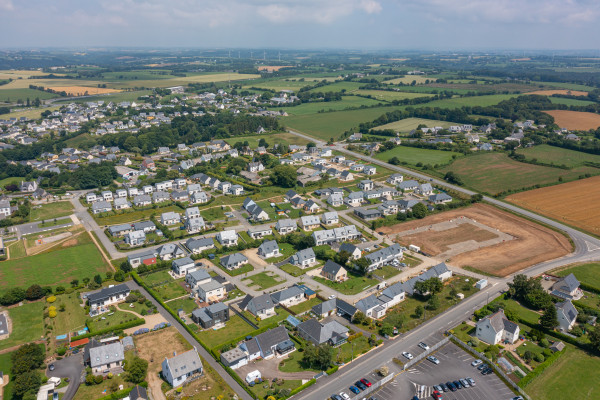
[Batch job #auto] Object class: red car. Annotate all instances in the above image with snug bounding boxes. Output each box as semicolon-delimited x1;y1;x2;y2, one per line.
432;390;444;400
360;379;372;387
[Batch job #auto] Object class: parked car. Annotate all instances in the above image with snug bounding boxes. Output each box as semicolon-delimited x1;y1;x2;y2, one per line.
418;342;429;350
355;381;367;391
466;377;476;386
439;383;449;392
459;378;470;388
340;392;350;400
402;351;413;360
433;385;443;392
471;359;483;367
477;363;487;371
427;355;440;365
48;364;55;371
349;386;360;395
453;380;462;389
330;395;342;400
446;382;456;392
432;390;444;400
360;378;372;387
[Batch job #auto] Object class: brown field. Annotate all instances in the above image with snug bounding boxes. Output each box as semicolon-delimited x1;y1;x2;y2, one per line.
257;66;293;72
544;110;600;130
399;223;500;255
48;86;121;96
526;89;589;96
507;175;600;235
379;203;572;276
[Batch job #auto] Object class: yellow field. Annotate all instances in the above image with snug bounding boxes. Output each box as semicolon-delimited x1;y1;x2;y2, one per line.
382;76;431;85
0;70;65;80
2;106;62;120
544;110;600;130
526;89;589;96
0;78;102;89
48;86;120;96
110;73;260;89
257;66;292;72
507;175;600;235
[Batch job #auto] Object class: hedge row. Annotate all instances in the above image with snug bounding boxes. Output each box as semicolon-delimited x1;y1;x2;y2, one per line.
347;332;363;342
289;379;316;396
517;319;590;352
579;282;600;295
94;382;148;400
71;318;145;341
326;365;339;375
518;348;564;388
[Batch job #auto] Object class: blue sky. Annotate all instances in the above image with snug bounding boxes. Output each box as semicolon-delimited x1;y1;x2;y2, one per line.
1;0;599;50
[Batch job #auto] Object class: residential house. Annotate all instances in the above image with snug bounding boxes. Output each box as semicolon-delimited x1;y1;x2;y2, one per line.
242;198;269;222
114;197;131;210
171;191;189;202
321;260;347;282
378;200;399;216
299;215;320;231
344;191;364;207
429;193;453;204
190;191;209;205
403;263;452;295
339;171;354;182
251;326;295;359
185;269;212;290
161;211;181;226
239;293;276;319
125;230;146;247
216;230;238;246
86;192;98;203
152;191;170;204
133;221;156;233
258;240;281;259
128;386;148;400
275;219;297;235
161;348;203;387
354;207;382;221
172;257;196;276
102;191;113;201
218;181;232;193
327;192;344;207
185;237;215;254
229;185;244;196
185;217;206;234
87;284;131;312
364;244;403;271
247;227;272;240
220;347;250;370
358;180;374;191
387;174;404;185
91;201;112;214
398;180;419;191
312;225;360;246
285;189;300;202
116;189;127;198
556;300;578;332
127;250;158;268
312;298;358;320
297;318;349;346
378;281;406;308
551;273;583;300
270;285;306;307
321;211;339;225
248;162;265;172
303;200;320;213
475;309;520;345
221;253;248;270
290;248;317;268
355;294;387;319
339;243;362;260
89;342;125;374
141;158;156;170
191;303;230;328
196;280;225;302
108;223;133;237
363;166;376;175
415;183;433;196
157;243;185;260
133;194;152;207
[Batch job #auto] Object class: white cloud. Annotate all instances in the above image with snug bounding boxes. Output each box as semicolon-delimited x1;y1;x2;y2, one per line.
0;0;14;11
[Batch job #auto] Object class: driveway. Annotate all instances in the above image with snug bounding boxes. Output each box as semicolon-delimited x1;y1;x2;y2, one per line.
236;352;316;382
47;353;84;400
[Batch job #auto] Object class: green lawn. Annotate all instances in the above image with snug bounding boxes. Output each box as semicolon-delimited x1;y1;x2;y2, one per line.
355;90;434;101
73;375;134;400
242;271;285;290
196;314;256;350
487;298;540;325
7;239;27;259
515;340;547;368
373;117;458;132
375;145;459;166
29;201;74;222
38;217;71;228
336;336;372;363
441;152;599;195
267;242;297;263
94;204;181;225
313;273;379;295
201;206;226;222
223;132;311;148
140;269;172;286
244;308;291;328
51;292;88;334
280;263;321;277
278;352;318;373
516;144;600;168
424;94;519;108
251;379;302;400
118;301;149;316
0;350;15;399
288;297;322;315
87;310;142;333
372;265;402;280
0;301;45;351
165;297;198;315
217;259;254;277
549;97;595;106
273;96;383;116
0;176;25;188
525;345;600;400
0;234;111;295
150;280;187;301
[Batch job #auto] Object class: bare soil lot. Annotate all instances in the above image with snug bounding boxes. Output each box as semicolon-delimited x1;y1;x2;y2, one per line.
544;110;600;130
507;175;600;235
526;89;589;96
379;204;572;276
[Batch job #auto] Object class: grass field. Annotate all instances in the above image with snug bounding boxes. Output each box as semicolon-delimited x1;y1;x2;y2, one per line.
87;310;141;333
313;273;378;295
516;144;600;168
110;72;260;89
307;81;364;93
288;297;322;315
506;175;600;235
273;96;383;116
94;204;181;225
424;94;518;108
375;145;458;166
373;117;458;132
442;152;599;195
0;176;25;188
0;301;45;351
285;106;401;140
195;314;256;349
0;233;111;294
223;132;311;148
242;271;284;290
382;76;431;85
544;110;600;130
0;349;15;398
355;90;434;101
549;97;595;106
164;297;198;315
0;88;60;102
244;79;315;92
50;292;88;333
552;263;600;289
7;240;27;259
30;201;74;222
1;105;62;120
525;345;600;400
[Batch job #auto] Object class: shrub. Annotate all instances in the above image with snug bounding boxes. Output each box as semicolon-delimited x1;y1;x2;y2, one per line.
534;353;545;363
48;310;57;318
94;375;104;384
46;296;56;303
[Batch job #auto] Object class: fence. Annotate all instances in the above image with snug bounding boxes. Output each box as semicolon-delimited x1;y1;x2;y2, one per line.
449;334;531;400
403;337;449;370
349;374;394;400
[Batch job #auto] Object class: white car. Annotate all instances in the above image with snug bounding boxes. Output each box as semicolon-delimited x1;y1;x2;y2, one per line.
471;359;483;367
402;352;413;360
418;342;429;350
340;392;350;400
466;377;476;386
426;356;439;365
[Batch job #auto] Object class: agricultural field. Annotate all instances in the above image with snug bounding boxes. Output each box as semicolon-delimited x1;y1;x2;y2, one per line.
441;152;599;195
0;87;60;102
544;110;600;130
284;105;403;141
375;145;458;166
525;89;589;96
354;90;434;101
244;78;315;91
223;132;311;148
549;97;596;106
373;117;458;132
307;81;364;93
506;175;600;236
551;262;600;291
382;76;431;85
105;72;260;89
0;301;45;351
273;96;383;116
29;201;74;222
423;94;519;108
516;144;600;168
0;232;111;294
379;203;572;277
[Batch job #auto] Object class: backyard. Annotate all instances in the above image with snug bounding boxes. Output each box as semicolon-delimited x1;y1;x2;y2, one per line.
0;302;45;351
50;292;88;334
242;271;286;290
195;314;256;349
313;272;379;295
87;310;143;333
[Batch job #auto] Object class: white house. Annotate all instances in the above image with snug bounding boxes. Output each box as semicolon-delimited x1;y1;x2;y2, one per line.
161;348;203;387
556;300;578;332
257;240;281;259
216;230;238;246
290;248;317;268
197;280;225;302
125;230;146;247
172;257;196;276
475;309;520;345
321;211;339;225
87;284;131;312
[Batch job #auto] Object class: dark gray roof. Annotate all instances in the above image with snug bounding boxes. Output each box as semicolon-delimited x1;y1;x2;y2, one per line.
89;342;124;368
221;253;248;268
339;242;359;254
132;221;155;231
172;257;194;268
259;240;279;255
291;247;315;264
87;284;130;304
130;385;148;400
365;243;403;264
381;281;407;299
297;318;348;345
556;300;578;323
241;293;274;315
429;193;452;202
312;298;337;316
271;285;304;303
355;294;382;312
322;260;345;276
164;349;202;380
556;273;580;293
335;299;358;317
186;269;211;283
185;237;215;251
254;326;291;357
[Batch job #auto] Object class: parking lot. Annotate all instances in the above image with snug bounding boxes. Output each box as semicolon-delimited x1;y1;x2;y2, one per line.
372;342;517;400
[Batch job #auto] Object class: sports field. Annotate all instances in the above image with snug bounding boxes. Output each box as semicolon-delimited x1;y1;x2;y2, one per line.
274;96;383;116
506;175;600;235
373;117;457;132
516;144;600;168
441;152;599;195
544;110;600;130
374;145;458;165
0;232;111;294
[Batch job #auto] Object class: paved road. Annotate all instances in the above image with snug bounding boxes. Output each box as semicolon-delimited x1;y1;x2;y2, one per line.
124;281;253;400
15;219;73;237
47;353;84;400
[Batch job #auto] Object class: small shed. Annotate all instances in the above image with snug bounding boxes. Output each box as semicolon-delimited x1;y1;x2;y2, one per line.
409;244;420;253
121;336;135;351
476;279;488;290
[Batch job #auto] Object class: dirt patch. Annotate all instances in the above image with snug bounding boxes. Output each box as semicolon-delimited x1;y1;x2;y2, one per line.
379;204;572;277
506;175;600;235
61;238;78;247
123;313;167;334
133;327;192;400
243;248;268;268
48;86;121;96
544;110;600;130
526;89;589;96
257;66;293;72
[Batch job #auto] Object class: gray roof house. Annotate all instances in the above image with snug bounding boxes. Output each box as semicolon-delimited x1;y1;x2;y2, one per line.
297;318;349;346
364;243;403;271
556;300;578;332
89;342;125;373
185;237;215;254
551;273;583;300
185;269;212;289
355;294;387;319
275;219;297;235
258;240;281;259
172;257;196;276
220;253;248;270
290;248;316;268
239;293;276;318
161;348;203;387
270;285;305;307
252;326;295;359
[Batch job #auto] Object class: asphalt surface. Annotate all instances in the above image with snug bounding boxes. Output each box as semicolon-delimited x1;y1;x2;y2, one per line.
17;218;73;237
46;353;84;400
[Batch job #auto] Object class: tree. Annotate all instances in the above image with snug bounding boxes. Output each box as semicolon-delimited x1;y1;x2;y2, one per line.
412;202;427;219
353;311;368;325
125;356;148;384
380;323;394;336
540;305;558;330
307;142;316;149
354;257;371;275
302;343;333;370
389;156;400;165
335;250;351;266
13;371;41;398
414;305;424;318
589;325;600;352
258;138;269;148
427;295;440;311
93;274;102;285
271;165;297;188
11;343;45;374
25;284;44;300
